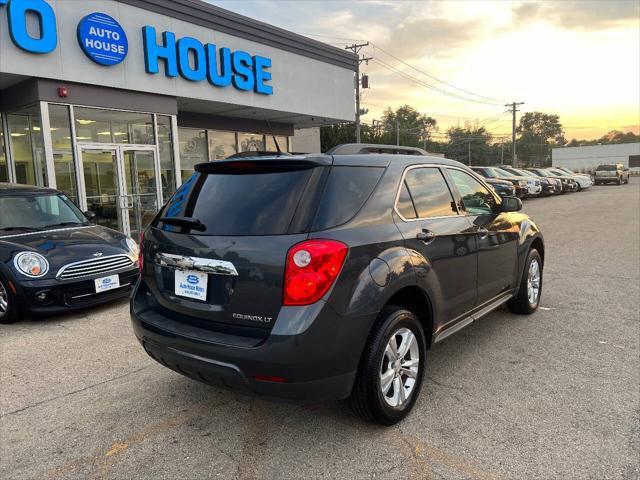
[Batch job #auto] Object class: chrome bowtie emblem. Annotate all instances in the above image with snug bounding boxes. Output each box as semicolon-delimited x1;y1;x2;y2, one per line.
93;252;104;257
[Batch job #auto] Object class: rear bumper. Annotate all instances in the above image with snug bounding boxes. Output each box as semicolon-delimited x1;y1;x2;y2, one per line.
130;283;367;402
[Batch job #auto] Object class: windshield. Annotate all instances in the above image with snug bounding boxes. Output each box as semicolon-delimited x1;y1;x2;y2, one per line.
548;169;568;176
493;167;518;178
0;194;87;232
512;168;532;177
596;164;617;171
559;167;575;174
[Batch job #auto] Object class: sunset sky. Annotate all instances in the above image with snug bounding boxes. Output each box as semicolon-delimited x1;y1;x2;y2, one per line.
212;0;640;141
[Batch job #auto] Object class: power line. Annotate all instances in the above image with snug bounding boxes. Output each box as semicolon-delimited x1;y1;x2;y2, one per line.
368;55;504;106
369;42;508;105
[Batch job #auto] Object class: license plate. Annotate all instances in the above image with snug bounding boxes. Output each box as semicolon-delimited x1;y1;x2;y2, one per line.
94;274;120;293
174;270;208;301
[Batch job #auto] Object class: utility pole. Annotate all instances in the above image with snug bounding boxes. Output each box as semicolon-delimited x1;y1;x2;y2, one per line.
500;138;505;165
396;119;400;145
345;43;372;143
506;102;524;166
468;140;471;166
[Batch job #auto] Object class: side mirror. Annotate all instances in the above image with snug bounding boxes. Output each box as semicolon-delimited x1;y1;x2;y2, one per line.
84;210;96;221
501;196;522;212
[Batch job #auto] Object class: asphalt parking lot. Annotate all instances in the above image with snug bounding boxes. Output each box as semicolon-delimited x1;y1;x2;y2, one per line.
1;180;639;480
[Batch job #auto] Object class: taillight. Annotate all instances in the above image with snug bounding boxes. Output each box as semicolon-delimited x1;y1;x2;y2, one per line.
138;231;144;274
283;240;348;306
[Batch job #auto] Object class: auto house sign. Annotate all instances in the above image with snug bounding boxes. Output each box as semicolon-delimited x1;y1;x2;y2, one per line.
1;0;274;95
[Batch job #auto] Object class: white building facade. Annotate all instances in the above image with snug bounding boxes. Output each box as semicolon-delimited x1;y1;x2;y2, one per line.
0;0;356;239
552;143;640;173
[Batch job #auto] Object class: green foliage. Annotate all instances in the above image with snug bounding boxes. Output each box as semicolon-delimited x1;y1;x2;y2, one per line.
446;125;498;166
516;111;566;166
567;130;640;146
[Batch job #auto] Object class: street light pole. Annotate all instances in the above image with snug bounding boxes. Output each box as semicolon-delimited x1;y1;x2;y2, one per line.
468;140;471;166
396;119;400;146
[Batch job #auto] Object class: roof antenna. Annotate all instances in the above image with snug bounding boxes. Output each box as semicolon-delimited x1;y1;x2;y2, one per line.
263;115;282;154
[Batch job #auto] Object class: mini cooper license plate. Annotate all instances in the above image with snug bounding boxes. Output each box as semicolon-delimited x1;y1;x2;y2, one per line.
174;270;208;301
94;274;120;293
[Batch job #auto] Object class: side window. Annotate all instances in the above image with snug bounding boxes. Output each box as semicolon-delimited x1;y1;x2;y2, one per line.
396;181;418;219
397;167;457;219
447;169;498;215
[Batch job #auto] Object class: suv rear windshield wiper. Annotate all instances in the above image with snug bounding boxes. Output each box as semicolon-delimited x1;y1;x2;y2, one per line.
159;216;207;232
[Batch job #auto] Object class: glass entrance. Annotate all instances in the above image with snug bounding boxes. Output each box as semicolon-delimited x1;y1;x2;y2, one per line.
121;149;159;241
79;145;160;241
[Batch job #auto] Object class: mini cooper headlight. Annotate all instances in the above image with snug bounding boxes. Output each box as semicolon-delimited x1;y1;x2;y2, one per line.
125;237;139;257
14;252;49;278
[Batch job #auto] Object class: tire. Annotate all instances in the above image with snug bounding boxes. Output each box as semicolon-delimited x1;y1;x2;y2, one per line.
0;276;19;324
508;249;543;315
350;306;426;425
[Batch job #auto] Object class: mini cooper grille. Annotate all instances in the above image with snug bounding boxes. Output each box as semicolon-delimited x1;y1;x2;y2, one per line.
57;255;134;280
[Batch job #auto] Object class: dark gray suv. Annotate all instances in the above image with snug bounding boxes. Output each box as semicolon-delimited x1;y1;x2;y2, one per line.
130;144;544;425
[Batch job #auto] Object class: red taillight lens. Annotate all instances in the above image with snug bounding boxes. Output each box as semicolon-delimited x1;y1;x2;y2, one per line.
138;231;144;274
283;240;348;306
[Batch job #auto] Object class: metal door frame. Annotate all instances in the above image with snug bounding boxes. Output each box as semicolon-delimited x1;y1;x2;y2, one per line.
76;143;160;237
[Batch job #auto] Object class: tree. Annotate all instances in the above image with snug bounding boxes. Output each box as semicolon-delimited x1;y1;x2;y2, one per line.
566;130;640;146
517;112;566;166
445;124;494;165
379;105;437;147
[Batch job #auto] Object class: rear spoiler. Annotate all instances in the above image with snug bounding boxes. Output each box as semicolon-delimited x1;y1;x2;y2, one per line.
194;156;332;174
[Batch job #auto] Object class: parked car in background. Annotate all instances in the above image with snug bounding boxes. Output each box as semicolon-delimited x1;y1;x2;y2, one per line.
471;166;529;198
131;144;545;425
483;177;517;198
500;166;558;196
491;166;543;198
0;184;139;324
594;163;630;185
526;168;577;193
547;167;593;191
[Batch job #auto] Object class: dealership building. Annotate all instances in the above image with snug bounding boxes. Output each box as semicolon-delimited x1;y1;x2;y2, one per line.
0;0;356;240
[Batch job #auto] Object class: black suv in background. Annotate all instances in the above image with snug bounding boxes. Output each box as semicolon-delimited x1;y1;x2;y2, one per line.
131;144;545;425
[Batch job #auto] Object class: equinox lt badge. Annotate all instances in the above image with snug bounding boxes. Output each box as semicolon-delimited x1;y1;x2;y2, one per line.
232;313;272;324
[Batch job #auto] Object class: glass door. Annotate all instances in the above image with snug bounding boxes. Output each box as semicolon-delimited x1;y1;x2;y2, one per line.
120;148;160;242
80;147;121;232
78;145;160;240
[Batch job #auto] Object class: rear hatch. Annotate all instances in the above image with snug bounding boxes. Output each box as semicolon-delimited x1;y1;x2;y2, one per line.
595;165;617;177
142;157;331;333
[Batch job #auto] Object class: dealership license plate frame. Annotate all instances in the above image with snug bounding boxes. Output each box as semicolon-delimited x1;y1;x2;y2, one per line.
174;270;208;301
94;274;120;293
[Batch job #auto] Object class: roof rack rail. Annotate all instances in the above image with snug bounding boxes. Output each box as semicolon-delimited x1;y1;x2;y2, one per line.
326;143;428;156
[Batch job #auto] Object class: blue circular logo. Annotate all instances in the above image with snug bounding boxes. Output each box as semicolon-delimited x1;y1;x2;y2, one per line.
186;275;199;285
77;13;127;66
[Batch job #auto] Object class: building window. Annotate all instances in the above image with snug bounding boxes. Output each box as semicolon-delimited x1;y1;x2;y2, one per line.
178;128;208;182
74;107;154;145
157;116;176;199
629;155;640;169
49;104;78;202
7;105;46;186
0;115;8;182
208;130;237;160
238;132;265;152
265;135;288;153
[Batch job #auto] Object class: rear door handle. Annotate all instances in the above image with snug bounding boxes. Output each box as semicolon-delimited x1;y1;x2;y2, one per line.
476;228;489;239
417;229;436;244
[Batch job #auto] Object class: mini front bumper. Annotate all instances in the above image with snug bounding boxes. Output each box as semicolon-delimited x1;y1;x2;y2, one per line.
13;267;138;315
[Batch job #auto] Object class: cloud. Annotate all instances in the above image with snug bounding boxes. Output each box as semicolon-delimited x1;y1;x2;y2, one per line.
384;17;482;60
512;1;640;30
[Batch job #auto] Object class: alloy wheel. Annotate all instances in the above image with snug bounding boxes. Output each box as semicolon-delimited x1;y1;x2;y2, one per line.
0;281;8;319
380;327;420;408
527;259;541;306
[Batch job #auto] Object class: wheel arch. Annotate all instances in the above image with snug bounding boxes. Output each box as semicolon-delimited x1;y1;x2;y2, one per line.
383;285;435;349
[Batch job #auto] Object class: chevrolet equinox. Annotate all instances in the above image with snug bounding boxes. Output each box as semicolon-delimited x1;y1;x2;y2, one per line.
130;144;545;425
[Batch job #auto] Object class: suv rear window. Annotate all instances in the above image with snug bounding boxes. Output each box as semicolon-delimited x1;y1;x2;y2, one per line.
163;168;314;235
313;166;383;230
596;164;617;171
